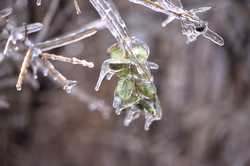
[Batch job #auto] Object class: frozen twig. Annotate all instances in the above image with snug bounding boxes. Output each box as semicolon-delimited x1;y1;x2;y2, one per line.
73;0;82;15
41;53;94;68
16;49;32;91
129;0;224;46
36;29;97;52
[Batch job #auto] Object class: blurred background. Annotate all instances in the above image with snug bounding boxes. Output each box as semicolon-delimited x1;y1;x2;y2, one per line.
0;0;250;166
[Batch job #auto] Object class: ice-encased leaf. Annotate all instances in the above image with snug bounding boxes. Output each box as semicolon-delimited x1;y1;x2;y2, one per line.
95;58;131;91
116;79;134;101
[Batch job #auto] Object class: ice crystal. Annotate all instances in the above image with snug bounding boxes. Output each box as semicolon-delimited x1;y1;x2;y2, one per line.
129;0;224;46
90;0;162;130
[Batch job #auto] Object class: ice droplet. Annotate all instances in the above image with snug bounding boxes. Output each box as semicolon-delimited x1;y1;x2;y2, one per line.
144;100;162;130
32;65;38;79
63;80;77;94
42;68;49;77
123;107;140;126
144;112;158;131
36;0;41;6
113;96;122;115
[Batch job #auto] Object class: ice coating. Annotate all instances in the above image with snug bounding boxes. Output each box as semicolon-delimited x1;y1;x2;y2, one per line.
94;58;131;91
129;0;224;46
3;23;43;55
89;0;153;79
95;36;162;130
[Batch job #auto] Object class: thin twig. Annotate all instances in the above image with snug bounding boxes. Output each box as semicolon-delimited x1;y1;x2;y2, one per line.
16;49;32;91
73;0;82;15
41;53;94;68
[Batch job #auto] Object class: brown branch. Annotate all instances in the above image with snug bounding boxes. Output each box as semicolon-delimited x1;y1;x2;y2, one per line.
16;49;33;91
41;53;94;68
73;0;81;15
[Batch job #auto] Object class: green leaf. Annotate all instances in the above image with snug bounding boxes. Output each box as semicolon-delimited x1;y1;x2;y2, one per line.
140;100;157;116
108;44;125;60
137;82;156;99
132;46;149;63
116;79;134;101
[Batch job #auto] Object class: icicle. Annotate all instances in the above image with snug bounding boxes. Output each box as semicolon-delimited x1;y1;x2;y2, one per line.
144;111;155;131
123;106;140;126
32;64;38;79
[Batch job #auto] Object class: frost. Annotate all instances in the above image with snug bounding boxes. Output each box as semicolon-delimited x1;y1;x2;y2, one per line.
129;0;224;46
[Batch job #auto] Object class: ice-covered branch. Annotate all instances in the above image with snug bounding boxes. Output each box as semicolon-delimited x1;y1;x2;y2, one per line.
129;0;224;46
90;0;162;130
